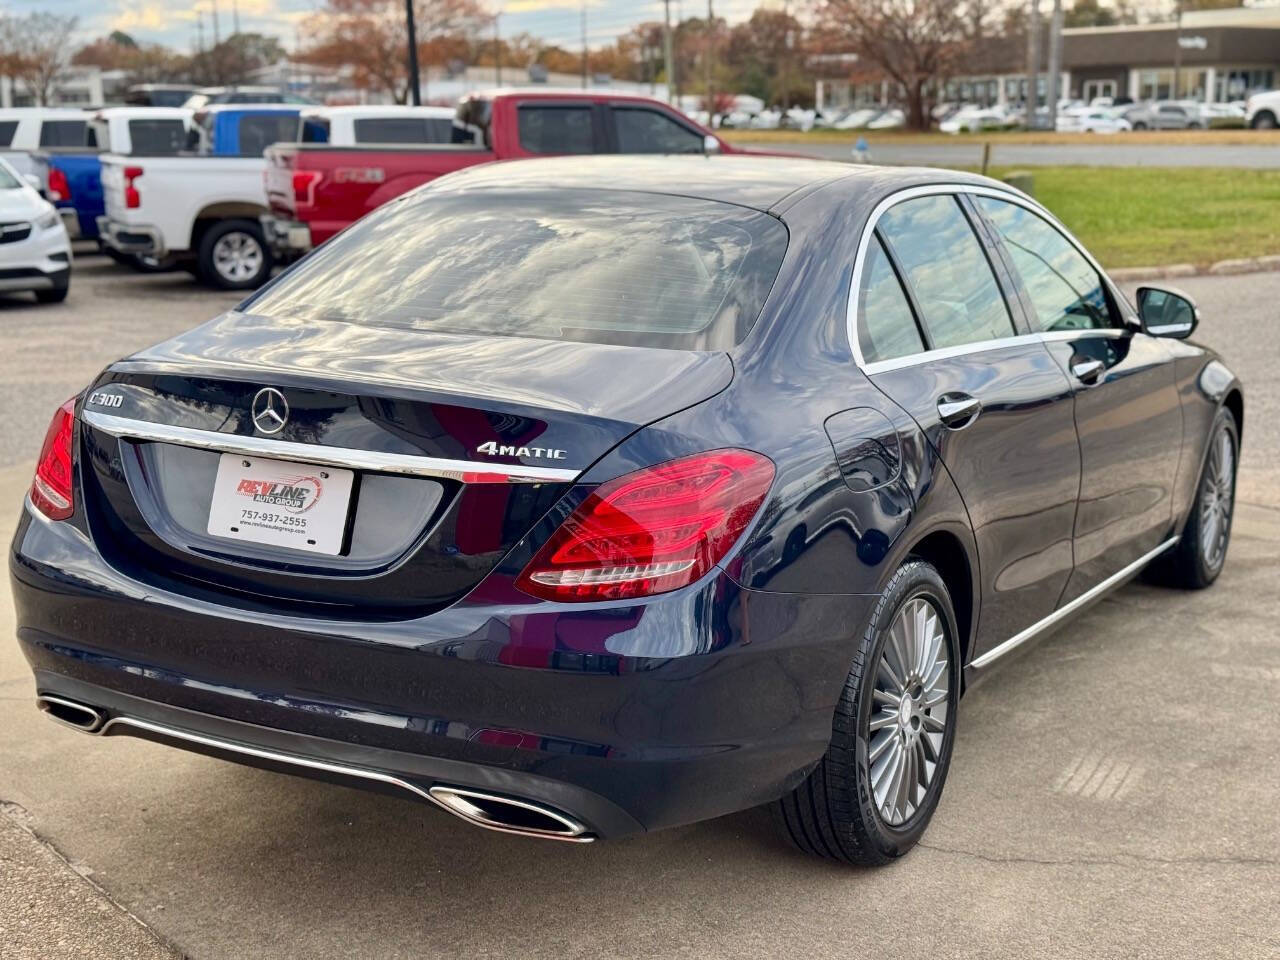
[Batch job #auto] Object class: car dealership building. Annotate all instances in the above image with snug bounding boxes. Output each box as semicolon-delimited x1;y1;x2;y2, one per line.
815;6;1280;111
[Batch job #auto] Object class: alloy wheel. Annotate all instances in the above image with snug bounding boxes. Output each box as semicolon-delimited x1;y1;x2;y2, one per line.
867;597;951;827
213;231;264;283
1200;425;1235;570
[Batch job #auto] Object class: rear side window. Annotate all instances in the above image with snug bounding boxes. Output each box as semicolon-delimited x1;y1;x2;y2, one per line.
518;106;595;154
975;197;1116;332
39;120;88;147
128;119;187;155
237;115;298;156
612;107;704;154
877;195;1014;349
0;121;15;147
354;117;453;144
453;98;491;147
857;236;925;363
244;189;789;351
300;117;330;143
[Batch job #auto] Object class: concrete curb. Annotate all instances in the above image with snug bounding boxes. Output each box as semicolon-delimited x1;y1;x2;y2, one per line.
1110;254;1280;283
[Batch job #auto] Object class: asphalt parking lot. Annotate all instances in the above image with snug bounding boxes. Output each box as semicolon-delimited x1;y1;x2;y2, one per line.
1;251;1277;959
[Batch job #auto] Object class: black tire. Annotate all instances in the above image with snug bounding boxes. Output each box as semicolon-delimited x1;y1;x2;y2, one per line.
196;219;273;290
1132;121;1148;131
1252;111;1277;130
774;560;960;865
34;284;68;304
1150;407;1238;590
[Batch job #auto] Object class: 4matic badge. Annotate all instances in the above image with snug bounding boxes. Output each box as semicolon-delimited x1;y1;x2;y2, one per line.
475;441;567;460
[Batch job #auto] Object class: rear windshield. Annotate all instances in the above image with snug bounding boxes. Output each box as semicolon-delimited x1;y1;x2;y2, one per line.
238;114;298;156
128;119;187;155
245;190;788;350
39;120;88;147
354;116;453;144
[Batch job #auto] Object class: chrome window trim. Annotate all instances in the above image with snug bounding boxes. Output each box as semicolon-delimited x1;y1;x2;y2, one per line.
847;183;1132;374
970;535;1179;669
82;410;581;485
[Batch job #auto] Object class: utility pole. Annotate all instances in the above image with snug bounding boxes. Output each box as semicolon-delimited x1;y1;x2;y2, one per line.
1173;0;1184;99
233;0;241;37
212;0;221;47
705;0;714;125
1046;0;1063;123
781;0;793;112
405;0;421;105
494;14;502;87
581;2;588;89
1024;0;1040;129
663;0;675;105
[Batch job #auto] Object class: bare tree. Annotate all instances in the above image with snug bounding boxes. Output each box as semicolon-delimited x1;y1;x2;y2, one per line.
817;0;974;130
0;14;79;106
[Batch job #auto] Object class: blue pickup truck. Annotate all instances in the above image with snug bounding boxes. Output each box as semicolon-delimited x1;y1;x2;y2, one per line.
34;108;191;243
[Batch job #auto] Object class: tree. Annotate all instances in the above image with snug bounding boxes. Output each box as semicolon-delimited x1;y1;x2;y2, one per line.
1065;0;1120;27
0;13;79;107
817;0;973;130
298;0;490;103
191;32;286;86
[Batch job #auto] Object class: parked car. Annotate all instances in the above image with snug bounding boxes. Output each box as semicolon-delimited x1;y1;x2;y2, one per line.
294;105;457;145
263;90;736;262
832;107;881;130
1056;109;1133;134
866;108;906;130
0;155;70;302
14;156;1242;864
1125;101;1206;131
183;86;313;111
1245;90;1280;128
939;106;1012;134
36;107;191;242
124;84;197;108
97;105;301;289
0;108;93;181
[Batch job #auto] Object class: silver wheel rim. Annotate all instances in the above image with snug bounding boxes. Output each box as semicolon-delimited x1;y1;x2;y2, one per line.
1200;426;1235;569
868;597;950;827
212;231;263;283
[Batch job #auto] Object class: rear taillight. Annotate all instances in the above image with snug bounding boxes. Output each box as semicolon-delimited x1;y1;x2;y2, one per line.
515;449;774;602
123;166;143;209
47;168;70;202
30;398;76;521
293;170;320;206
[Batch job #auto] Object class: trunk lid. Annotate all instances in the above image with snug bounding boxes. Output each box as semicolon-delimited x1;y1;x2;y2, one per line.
79;311;733;618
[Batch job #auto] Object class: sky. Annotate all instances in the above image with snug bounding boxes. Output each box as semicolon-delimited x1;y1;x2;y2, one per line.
1;0;777;55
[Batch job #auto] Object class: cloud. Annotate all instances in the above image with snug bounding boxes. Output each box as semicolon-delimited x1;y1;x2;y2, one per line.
503;0;607;12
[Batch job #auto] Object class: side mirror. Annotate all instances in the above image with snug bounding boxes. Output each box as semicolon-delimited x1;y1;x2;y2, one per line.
1136;284;1199;339
703;134;722;155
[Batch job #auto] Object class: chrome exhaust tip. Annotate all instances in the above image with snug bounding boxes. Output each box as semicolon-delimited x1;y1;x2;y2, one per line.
36;695;105;734
428;785;594;843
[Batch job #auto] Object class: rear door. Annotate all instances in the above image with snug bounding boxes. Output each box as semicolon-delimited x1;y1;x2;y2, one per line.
605;103;707;154
854;190;1081;657
971;193;1182;601
510;100;607;156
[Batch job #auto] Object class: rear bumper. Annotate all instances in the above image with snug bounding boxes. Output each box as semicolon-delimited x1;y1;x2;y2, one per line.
11;500;870;839
97;216;165;258
261;214;312;260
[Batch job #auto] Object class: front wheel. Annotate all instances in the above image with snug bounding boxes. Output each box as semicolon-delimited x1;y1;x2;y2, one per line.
774;560;959;865
197;219;273;290
1252;111;1277;130
1151;407;1238;589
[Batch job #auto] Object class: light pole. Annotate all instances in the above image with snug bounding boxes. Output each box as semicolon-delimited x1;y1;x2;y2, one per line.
1025;0;1040;129
405;0;421;105
1173;0;1184;100
1046;0;1062;123
663;0;676;105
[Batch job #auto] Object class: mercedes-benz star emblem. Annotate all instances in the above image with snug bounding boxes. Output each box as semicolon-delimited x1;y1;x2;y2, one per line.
251;387;289;435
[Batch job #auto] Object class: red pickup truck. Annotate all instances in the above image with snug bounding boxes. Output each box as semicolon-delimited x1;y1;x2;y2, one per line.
262;90;743;259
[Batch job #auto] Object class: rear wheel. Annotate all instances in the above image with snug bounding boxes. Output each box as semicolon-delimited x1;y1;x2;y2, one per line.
1151;407;1238;589
1132;121;1148;131
197;219;272;290
774;560;959;865
1252;110;1277;130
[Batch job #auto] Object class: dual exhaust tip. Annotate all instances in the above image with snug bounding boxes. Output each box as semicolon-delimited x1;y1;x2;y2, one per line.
34;694;592;843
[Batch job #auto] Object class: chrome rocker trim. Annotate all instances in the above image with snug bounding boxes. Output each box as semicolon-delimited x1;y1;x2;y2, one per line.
971;536;1179;669
82;410;581;485
92;713;595;843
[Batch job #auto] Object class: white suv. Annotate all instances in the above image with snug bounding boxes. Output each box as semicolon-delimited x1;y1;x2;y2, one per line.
0;156;71;303
1246;91;1280;129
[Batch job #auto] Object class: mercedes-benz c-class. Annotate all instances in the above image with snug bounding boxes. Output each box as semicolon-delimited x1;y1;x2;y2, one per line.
11;156;1242;864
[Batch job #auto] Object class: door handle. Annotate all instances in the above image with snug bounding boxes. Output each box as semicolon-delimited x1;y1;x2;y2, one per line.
937;393;981;430
1071;358;1106;383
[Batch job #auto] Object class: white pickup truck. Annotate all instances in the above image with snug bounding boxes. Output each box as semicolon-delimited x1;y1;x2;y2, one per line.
97;103;300;289
0;108;93;180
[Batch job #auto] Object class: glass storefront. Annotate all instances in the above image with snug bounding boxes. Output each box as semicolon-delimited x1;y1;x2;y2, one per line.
1138;68;1208;101
1216;69;1275;101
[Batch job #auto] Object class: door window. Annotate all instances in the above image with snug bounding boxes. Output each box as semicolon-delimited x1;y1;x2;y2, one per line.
517;106;595;154
612;107;704;153
0;121;16;147
857;235;925;363
38;120;88;147
877;195;1015;349
975;197;1116;332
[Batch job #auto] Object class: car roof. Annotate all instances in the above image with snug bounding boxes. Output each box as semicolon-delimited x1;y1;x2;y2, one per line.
0;108;89;119
94;107;192;120
429;154;1002;214
300;105;454;119
197;103;301;115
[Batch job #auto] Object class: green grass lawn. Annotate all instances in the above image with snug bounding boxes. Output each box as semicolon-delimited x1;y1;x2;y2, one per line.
985;166;1280;268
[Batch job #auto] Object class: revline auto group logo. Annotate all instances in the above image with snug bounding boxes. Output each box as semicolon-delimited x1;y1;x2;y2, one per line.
234;475;325;514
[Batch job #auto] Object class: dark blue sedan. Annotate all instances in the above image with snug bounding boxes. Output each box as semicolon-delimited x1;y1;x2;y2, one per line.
11;156;1242;864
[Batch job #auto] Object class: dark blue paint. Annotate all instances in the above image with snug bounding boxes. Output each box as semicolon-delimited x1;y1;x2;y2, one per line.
40;153;103;238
